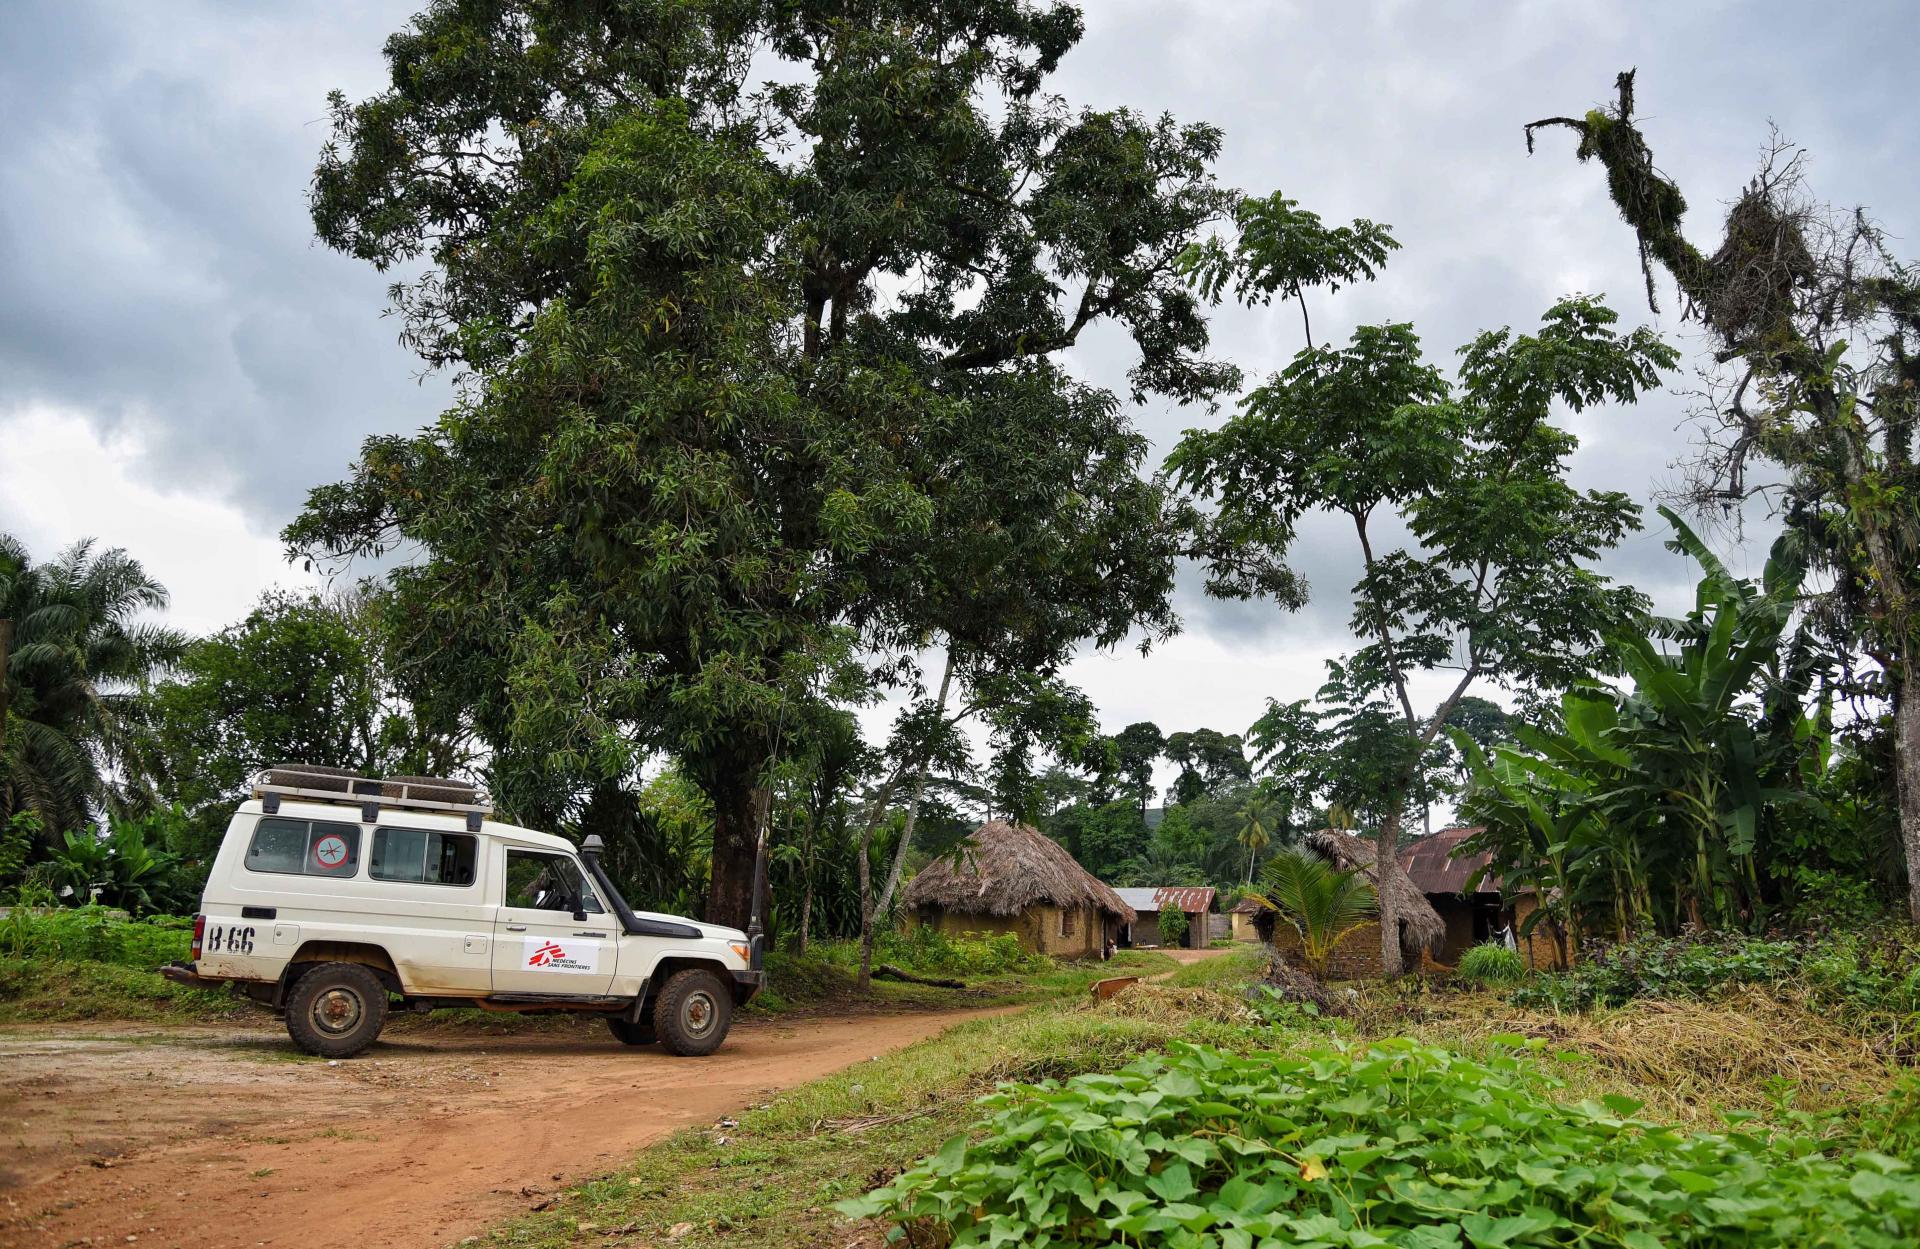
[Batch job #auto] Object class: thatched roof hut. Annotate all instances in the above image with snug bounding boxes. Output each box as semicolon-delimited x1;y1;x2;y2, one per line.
1304;828;1446;962
904;820;1136;924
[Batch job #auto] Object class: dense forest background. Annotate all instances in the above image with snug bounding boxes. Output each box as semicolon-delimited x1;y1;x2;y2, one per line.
2;7;1915;964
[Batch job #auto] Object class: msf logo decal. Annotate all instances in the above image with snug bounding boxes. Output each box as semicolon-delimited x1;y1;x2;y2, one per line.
522;936;601;974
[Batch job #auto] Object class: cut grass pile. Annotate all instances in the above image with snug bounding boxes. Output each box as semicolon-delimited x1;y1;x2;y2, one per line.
1405;984;1893;1124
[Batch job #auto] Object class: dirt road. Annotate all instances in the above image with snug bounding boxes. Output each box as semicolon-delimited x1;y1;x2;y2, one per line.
0;1007;1005;1249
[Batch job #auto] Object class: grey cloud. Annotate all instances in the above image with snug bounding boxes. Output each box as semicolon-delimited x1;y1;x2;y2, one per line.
2;0;1915;683
0;2;446;532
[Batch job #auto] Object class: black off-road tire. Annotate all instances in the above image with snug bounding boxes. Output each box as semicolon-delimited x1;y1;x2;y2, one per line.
652;968;732;1057
607;1016;657;1046
285;963;389;1058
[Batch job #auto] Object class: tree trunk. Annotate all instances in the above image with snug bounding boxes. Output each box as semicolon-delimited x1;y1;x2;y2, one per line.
1897;673;1920;924
796;804;818;954
0;617;11;760
704;784;766;931
1376;809;1404;977
797;856;814;954
852;772;901;991
860;650;955;990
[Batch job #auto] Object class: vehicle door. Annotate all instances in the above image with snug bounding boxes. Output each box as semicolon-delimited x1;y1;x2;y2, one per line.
489;846;618;995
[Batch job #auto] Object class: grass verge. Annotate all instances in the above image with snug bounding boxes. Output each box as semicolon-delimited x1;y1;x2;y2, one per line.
472;996;1260;1249
0;957;248;1024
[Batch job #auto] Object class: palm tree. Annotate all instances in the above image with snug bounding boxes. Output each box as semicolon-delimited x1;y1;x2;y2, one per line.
1252;846;1378;977
1;536;186;848
1236;792;1276;885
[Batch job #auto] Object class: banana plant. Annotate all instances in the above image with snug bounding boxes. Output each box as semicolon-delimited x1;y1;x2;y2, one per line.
1458;509;1829;937
1598;508;1820;928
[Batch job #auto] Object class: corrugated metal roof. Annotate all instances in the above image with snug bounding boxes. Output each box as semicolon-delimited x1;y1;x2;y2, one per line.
1153;886;1216;913
1397;826;1503;896
1110;885;1217;913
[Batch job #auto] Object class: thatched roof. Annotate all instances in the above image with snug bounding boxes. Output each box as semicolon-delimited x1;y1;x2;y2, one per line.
903;821;1136;922
1304;829;1447;961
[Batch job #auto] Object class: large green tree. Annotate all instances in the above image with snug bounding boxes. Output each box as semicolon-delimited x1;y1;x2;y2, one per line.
291;1;1230;928
1527;71;1920;920
1163;726;1250;805
142;590;472;858
1171;206;1674;971
0;536;185;847
1109;721;1165;816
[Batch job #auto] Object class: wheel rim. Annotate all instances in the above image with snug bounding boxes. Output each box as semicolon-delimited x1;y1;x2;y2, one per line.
311;985;365;1036
682;989;717;1039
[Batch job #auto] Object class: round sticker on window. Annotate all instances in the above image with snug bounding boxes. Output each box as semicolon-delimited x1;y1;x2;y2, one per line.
312;834;350;871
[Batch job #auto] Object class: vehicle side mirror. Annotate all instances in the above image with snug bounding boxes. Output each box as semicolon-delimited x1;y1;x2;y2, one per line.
573;906;588;923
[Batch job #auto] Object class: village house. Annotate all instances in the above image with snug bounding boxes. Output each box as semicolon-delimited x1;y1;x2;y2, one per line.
1400;825;1569;970
1111;886;1218;949
902;820;1135;958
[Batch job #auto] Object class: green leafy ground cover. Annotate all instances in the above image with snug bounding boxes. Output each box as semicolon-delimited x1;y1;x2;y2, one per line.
473;943;1917;1249
847;1039;1919;1248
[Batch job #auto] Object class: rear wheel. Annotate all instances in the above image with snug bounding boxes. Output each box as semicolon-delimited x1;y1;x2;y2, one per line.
285;963;388;1058
606;1016;656;1046
653;968;732;1057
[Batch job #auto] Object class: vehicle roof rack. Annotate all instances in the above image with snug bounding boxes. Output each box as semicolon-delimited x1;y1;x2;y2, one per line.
252;764;491;828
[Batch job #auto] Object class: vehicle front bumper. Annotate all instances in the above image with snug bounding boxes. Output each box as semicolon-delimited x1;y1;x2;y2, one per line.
730;968;766;1003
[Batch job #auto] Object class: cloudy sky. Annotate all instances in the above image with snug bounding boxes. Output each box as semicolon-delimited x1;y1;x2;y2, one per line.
4;1;1917;784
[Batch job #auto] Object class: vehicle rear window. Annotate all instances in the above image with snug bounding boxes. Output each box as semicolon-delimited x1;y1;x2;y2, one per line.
370;827;477;886
246;817;361;879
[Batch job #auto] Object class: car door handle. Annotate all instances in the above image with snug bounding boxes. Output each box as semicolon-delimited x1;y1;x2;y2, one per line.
573;931;608;938
505;924;528;932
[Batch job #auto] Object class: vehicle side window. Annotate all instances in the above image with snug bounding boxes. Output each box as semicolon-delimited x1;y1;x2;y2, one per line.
502;849;603;914
246;817;361;879
370;827;478;886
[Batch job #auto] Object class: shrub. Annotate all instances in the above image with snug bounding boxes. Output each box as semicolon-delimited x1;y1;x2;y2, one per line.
803;928;1048;980
1512;932;1799;1011
0;905;191;967
1157;901;1189;947
842;1039;1920;1247
1457;941;1525;986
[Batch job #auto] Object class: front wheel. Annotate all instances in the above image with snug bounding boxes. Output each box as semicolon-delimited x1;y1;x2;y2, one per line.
285;963;388;1058
653;968;732;1057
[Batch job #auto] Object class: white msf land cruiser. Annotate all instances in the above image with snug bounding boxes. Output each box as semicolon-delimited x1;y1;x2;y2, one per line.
163;765;764;1059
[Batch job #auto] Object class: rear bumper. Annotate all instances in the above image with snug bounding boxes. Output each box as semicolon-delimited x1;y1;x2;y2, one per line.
160;961;228;990
730;968;766;1003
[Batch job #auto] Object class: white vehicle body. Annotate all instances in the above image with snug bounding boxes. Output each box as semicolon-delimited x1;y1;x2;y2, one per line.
168;771;762;1057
